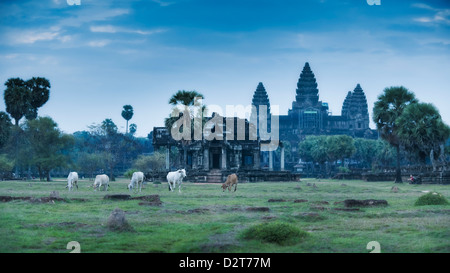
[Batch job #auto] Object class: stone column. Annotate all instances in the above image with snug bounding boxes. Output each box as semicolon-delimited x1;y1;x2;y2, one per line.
253;150;260;169
235;150;241;169
203;148;209;171
192;151;197;170
221;147;227;170
269;151;273;171
281;146;285;171
165;145;170;171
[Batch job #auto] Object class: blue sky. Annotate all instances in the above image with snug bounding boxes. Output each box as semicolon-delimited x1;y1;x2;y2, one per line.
1;0;449;137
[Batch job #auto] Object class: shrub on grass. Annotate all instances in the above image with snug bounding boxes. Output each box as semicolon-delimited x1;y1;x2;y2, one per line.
415;192;449;206
240;222;308;245
124;169;139;179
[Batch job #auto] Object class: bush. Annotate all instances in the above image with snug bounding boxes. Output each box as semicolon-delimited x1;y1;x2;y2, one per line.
415;192;449;206
124;169;139;179
240;222;308;245
338;166;350;173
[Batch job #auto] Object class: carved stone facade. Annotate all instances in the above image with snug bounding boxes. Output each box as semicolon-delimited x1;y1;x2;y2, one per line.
153;116;261;173
152;62;377;174
274;62;377;142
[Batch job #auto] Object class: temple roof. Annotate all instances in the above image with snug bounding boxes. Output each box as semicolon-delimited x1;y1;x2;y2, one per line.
295;62;319;106
252;82;270;105
251;82;271;112
342;84;369;117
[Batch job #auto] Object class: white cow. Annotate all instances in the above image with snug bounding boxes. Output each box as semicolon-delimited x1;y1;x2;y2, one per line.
93;174;109;191
67;172;79;191
167;169;186;193
128;171;145;193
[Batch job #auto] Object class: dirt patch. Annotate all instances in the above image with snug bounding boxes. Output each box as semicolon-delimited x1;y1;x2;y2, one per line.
138;201;162;206
293;199;308;203
245;207;270;212
311;201;330;205
175;208;210;214
344;199;388;208
294;212;325;221
134;195;163;206
25;222;89;229
0;195;89;203
268;199;286;203
333;208;361;212
69;198;89;202
0;195;67;203
310;206;327;211
104;194;131;200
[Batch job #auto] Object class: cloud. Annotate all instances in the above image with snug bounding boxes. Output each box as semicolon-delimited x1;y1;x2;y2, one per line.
10;30;60;44
59;8;130;27
90;25;117;33
90;25;167;35
412;3;450;26
151;0;175;7
87;40;111;47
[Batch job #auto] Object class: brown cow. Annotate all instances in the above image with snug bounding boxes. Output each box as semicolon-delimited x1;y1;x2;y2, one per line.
222;173;238;192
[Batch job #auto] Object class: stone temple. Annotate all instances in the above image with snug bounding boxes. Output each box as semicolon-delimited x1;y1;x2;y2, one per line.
152;62;377;180
257;62;377;143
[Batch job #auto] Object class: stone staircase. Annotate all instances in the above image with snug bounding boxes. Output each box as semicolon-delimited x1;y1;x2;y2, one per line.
207;169;223;183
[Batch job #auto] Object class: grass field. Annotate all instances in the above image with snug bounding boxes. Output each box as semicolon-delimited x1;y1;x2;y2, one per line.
0;177;449;253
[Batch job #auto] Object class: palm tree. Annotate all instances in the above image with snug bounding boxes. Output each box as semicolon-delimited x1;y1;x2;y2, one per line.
121;105;134;134
373;86;417;183
396;103;450;171
4;77;51;124
26;77;51;120
166;90;204;168
4;78;30;126
169;90;204;106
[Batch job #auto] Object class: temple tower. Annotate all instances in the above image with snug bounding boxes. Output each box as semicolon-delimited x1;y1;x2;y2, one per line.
251;82;271;137
289;62;328;133
294;62;319;108
342;84;370;132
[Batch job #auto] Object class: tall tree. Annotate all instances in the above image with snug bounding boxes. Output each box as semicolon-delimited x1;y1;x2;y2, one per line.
373;86;417;183
129;123;137;136
3;77;51;125
25;77;51;120
353;138;379;169
121;105;134;134
166;90;204;168
396;103;450;170
23;117;74;181
4;78;30;126
326;135;355;167
0;112;12;149
76;152;103;181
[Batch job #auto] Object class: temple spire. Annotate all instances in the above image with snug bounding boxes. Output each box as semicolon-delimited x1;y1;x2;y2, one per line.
295;62;319;107
252;82;271;111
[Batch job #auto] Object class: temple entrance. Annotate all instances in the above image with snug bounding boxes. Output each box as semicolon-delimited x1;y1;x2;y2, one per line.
212;153;220;169
210;147;221;169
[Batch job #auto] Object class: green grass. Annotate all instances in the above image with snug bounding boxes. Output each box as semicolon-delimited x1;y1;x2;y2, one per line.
240;222;308;245
0;178;449;253
415;192;449;206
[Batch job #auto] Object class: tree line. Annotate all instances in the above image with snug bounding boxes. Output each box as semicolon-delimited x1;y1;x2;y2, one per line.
295;86;450;182
0;77;157;180
1;78;449;182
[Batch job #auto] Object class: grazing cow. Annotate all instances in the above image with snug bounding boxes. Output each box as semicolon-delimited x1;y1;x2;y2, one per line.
93;174;109;191
167;169;186;193
128;171;145;193
222;173;238;192
67;172;79;191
